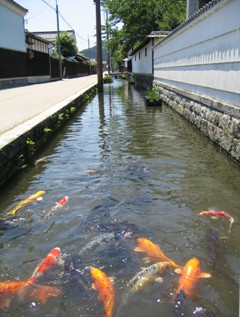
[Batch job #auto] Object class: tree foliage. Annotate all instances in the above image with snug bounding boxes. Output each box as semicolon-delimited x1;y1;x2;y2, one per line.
103;0;186;65
103;0;209;67
55;31;78;57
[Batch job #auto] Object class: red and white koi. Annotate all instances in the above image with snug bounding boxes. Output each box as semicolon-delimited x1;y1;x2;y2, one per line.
0;247;61;311
199;210;234;232
31;247;61;280
46;196;69;217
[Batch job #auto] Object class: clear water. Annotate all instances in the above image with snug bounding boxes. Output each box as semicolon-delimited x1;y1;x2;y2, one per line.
0;80;239;317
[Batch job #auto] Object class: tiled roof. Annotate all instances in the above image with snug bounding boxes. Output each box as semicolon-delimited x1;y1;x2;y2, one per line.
32;30;76;44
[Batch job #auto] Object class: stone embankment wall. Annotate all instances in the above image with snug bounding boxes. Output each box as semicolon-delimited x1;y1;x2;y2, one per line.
0;85;97;187
155;83;240;163
153;0;240;163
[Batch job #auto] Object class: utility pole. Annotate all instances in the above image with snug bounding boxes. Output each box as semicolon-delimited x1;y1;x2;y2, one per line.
95;0;103;91
88;36;91;75
106;9;110;75
56;0;62;79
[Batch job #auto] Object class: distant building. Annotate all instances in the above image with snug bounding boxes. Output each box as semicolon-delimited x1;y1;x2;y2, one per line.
25;31;53;84
0;0;28;87
32;30;77;53
186;0;199;19
128;31;170;90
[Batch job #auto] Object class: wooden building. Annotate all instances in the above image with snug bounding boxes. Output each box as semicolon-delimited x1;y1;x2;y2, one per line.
128;31;169;90
0;0;28;87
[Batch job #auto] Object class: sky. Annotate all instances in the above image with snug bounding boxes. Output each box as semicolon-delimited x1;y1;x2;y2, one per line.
15;0;104;51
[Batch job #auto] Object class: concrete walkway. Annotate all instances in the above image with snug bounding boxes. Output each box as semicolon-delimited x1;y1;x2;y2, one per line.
0;75;97;148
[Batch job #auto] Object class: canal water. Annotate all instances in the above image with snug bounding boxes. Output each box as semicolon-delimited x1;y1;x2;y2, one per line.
0;79;239;317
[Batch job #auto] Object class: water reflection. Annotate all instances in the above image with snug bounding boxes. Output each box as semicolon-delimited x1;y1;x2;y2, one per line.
0;80;239;317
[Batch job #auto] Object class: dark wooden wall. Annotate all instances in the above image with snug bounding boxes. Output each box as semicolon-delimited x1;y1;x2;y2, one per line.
27;50;50;76
0;48;27;78
0;48;94;82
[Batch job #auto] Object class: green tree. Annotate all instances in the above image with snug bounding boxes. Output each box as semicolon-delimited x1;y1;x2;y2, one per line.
103;0;186;63
55;31;78;57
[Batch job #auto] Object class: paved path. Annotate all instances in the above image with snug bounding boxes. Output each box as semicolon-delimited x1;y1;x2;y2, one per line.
0;75;97;150
0;75;97;136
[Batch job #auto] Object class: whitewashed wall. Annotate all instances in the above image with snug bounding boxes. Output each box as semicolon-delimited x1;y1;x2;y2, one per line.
131;40;153;74
0;1;27;52
154;0;240;106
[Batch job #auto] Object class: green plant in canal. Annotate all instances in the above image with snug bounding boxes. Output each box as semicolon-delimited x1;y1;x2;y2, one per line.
26;137;35;146
18;153;27;169
128;76;135;84
103;75;113;83
58;113;65;121
70;106;76;113
44;127;53;133
145;89;160;102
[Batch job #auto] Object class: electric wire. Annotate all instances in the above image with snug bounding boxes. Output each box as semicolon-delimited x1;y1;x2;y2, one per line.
40;0;88;42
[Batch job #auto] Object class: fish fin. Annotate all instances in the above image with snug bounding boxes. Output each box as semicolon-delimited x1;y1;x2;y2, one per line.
109;277;116;284
175;268;182;274
140;267;147;270
134;247;143;252
0;296;12;311
220;236;229;240
154;277;163;283
91;283;96;290
228;218;234;233
190;289;199;298
37;197;43;201
210;216;218;220
200;273;211;278
7;208;17;215
143;257;152;264
26;284;62;304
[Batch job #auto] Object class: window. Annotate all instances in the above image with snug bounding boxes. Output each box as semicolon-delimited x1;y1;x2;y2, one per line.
139;52;141;59
145;47;147;56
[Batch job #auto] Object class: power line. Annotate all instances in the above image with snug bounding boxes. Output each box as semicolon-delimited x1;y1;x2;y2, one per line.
41;0;55;12
41;0;88;42
59;12;88;42
26;5;48;20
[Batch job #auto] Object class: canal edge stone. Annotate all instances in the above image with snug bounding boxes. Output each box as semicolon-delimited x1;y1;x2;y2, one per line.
0;84;98;188
153;81;240;164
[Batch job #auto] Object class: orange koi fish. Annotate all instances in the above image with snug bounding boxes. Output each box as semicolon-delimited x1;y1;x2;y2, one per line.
0;247;61;310
0;279;61;310
84;169;97;175
175;257;211;299
90;267;115;317
199;210;234;232
31;247;61;280
35;157;47;165
134;237;180;268
7;191;46;215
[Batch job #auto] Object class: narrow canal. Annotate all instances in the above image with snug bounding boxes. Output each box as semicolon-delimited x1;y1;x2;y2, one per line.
0;79;239;317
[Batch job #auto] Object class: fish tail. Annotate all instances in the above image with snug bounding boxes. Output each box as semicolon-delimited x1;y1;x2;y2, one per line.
134;247;143;252
0;296;12;311
21;284;62;304
170;260;181;269
228;217;234;233
26;276;37;285
7;205;20;215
